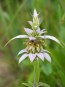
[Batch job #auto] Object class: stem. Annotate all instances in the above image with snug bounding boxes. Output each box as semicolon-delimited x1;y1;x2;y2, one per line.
33;59;40;87
33;66;36;87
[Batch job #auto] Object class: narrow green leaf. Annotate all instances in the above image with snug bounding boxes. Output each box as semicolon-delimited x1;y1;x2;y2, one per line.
42;61;52;75
38;82;50;87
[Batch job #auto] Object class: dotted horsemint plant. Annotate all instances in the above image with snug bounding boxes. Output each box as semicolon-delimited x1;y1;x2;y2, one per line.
6;9;60;87
6;9;60;63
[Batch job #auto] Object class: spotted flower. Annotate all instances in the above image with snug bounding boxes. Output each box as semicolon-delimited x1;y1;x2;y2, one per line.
6;9;60;63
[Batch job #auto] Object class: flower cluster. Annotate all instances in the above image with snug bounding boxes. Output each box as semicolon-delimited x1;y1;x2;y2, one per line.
6;9;60;63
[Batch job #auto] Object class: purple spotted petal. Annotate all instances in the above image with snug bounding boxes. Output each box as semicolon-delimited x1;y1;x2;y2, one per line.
29;54;36;62
40;35;60;44
19;54;28;63
37;53;44;60
24;28;33;35
18;48;27;55
44;53;51;62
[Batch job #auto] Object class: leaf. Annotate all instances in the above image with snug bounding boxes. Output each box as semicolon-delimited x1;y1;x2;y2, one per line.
5;35;28;46
22;82;33;87
40;35;61;45
38;82;50;87
28;71;34;83
41;61;52;75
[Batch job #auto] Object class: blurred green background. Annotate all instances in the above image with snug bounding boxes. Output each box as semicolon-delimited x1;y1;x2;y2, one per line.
0;0;65;87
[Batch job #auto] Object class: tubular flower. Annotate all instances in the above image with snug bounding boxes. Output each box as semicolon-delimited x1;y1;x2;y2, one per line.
6;9;60;63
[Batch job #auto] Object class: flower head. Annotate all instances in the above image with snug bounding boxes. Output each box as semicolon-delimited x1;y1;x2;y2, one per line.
6;9;60;63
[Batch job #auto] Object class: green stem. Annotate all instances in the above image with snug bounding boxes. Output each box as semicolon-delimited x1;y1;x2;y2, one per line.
33;59;40;87
33;66;36;87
